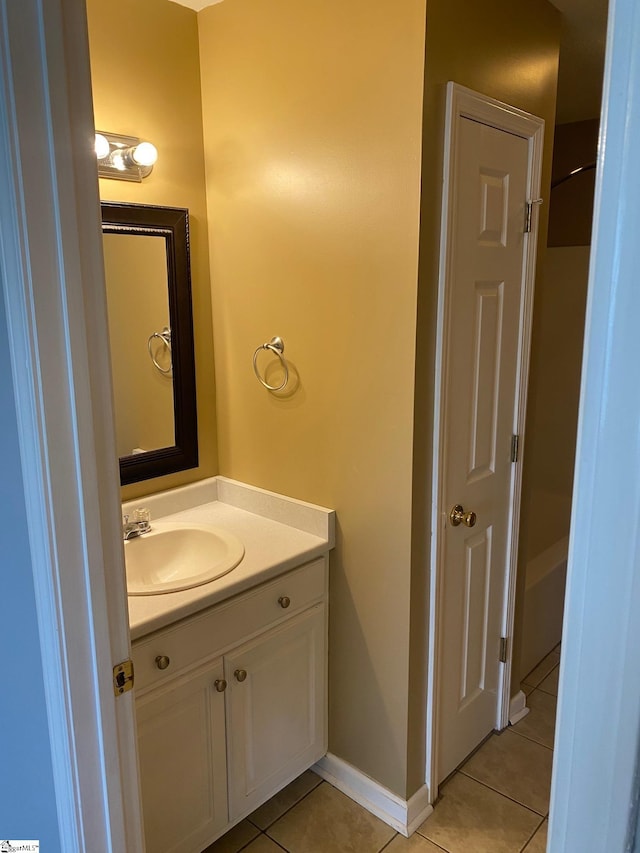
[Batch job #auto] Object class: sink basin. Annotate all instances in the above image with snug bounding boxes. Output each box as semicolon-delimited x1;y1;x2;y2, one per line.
124;521;245;595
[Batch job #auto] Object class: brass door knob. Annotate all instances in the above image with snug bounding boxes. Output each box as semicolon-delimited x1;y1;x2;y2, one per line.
214;679;227;692
449;504;477;528
234;669;247;682
278;596;291;609
155;655;171;670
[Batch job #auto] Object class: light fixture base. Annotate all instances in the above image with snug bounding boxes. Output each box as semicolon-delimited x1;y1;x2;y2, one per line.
96;131;155;182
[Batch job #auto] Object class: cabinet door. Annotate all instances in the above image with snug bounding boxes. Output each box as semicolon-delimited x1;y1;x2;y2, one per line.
136;660;228;853
225;604;327;820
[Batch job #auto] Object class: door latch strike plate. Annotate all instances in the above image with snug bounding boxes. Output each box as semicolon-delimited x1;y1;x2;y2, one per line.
113;659;134;696
499;637;508;663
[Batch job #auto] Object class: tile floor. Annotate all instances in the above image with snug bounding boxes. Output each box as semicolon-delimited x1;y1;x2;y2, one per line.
204;647;560;853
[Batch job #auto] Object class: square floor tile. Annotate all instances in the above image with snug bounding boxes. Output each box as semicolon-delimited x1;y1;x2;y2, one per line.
384;834;443;852
267;781;395;853
249;770;322;829
243;836;285;853
461;730;553;815
523;819;548;852
202;819;260;852
417;773;540;853
512;690;557;749
523;652;560;689
538;666;559;697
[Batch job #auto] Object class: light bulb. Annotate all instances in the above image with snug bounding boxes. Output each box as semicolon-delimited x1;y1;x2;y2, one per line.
132;142;158;167
94;133;110;160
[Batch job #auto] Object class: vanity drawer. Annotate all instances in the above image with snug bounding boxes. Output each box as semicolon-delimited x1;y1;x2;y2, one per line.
132;557;327;693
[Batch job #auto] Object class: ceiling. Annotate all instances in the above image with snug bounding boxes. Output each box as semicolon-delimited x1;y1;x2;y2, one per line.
167;0;223;10
167;0;607;125
548;0;609;123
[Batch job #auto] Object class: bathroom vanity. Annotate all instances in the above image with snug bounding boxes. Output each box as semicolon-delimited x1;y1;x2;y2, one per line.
125;477;334;853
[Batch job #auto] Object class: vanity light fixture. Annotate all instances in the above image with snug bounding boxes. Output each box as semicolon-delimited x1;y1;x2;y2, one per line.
95;130;158;182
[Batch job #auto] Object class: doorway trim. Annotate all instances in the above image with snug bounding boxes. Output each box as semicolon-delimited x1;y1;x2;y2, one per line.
426;83;544;799
0;1;144;848
550;0;640;844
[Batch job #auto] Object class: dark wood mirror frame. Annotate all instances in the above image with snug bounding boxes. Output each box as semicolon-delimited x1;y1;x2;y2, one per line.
101;202;198;485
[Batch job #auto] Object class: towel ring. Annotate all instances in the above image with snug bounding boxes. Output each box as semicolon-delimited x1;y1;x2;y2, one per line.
148;327;172;375
253;336;289;391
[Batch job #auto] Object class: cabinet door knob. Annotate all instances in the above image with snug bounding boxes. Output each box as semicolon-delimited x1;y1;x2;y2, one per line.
234;669;247;682
155;655;170;670
214;679;227;692
278;595;291;609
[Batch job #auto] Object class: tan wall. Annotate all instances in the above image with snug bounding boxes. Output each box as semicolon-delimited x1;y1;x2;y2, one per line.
520;121;596;571
548;119;599;247
411;0;561;772
86;0;218;500
517;121;595;664
521;245;589;649
198;0;427;796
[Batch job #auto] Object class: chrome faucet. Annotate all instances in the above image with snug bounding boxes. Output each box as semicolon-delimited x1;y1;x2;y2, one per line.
123;509;152;541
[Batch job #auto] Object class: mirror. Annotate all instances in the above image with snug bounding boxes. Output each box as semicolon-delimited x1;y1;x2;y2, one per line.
101;202;198;485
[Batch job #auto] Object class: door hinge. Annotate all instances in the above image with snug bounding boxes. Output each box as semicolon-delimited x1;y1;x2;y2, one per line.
113;659;135;697
524;198;543;233
511;434;519;463
499;637;508;663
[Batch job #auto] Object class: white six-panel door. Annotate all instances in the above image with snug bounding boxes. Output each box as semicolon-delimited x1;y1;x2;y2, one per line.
437;115;532;782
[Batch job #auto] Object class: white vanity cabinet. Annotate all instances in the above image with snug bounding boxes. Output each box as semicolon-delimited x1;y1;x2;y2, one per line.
131;556;328;853
225;604;326;821
136;659;229;853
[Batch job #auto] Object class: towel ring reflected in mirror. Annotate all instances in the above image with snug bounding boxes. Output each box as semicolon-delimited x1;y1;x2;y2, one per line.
148;327;172;375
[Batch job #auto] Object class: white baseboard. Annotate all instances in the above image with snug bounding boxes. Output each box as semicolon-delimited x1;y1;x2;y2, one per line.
509;689;530;725
313;753;433;837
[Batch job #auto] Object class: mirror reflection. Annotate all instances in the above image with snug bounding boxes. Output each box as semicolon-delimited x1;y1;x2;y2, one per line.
101;202;198;486
103;232;175;457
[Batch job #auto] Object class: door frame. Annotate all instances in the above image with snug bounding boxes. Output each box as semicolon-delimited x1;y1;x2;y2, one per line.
426;83;544;799
0;1;144;848
549;0;640;845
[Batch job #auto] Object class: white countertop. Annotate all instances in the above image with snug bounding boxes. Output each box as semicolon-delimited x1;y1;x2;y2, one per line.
125;477;335;641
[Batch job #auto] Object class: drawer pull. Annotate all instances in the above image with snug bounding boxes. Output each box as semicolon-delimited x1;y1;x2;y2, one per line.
234;669;247;682
155;655;171;670
278;595;291;609
214;679;227;693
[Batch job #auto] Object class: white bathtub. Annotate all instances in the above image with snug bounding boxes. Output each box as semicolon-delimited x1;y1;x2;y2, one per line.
520;536;568;678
